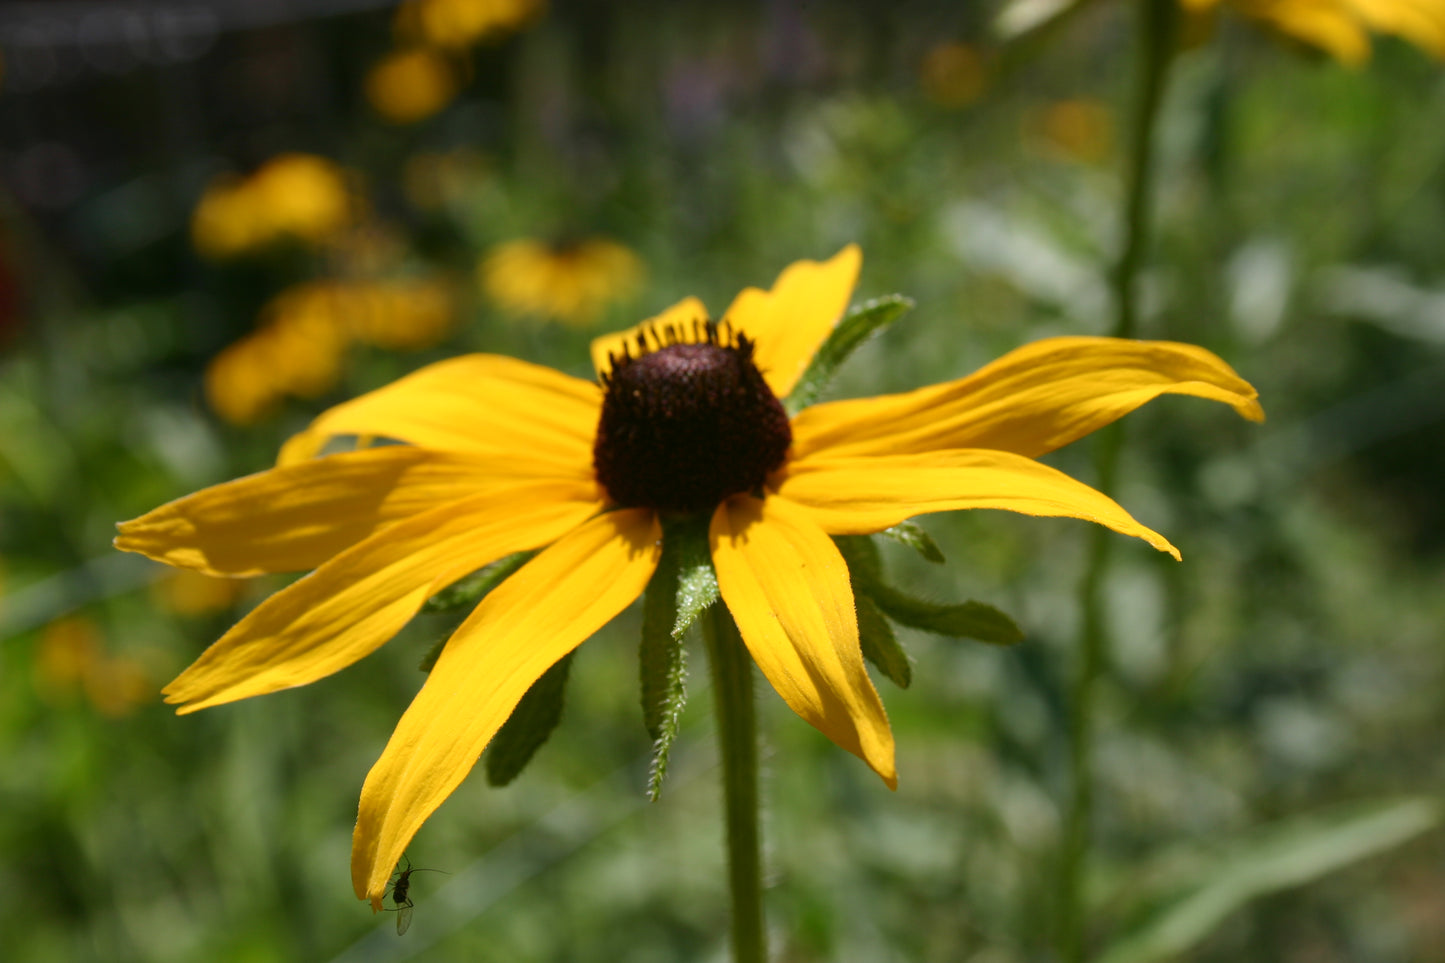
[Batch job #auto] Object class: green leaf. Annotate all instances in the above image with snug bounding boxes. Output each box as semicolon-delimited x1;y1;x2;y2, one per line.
785;294;914;415
423;551;534;614
856;592;911;688
641;516;718;801
419;551;537;672
879;520;945;564
484;653;575;787
1097;797;1441;963
834;533;883;580
867;583;1023;646
835;534;1022;646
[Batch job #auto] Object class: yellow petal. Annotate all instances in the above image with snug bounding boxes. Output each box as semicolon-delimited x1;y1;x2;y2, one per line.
116;447;575;576
721;245;862;399
277;354;602;467
709;494;896;787
589;296;708;381
778;449;1180;559
1345;0;1445;57
352;508;662;905
791;336;1263;461
1244;0;1371;64
163;481;605;712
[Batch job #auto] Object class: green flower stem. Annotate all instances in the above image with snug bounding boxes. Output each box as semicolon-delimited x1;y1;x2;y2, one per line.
1059;0;1178;960
705;604;765;963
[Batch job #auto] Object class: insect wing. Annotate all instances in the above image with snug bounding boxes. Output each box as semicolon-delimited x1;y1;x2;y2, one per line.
396;901;414;936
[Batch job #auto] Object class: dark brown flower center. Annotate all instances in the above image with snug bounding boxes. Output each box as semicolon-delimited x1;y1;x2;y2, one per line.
593;321;791;513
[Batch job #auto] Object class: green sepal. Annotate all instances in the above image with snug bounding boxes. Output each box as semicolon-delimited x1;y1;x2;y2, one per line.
856;592;912;688
879;520;945;564
640;515;718;801
835;534;1023;646
419;551;536;672
867;584;1023;646
484;652;574;787
784;294;914;415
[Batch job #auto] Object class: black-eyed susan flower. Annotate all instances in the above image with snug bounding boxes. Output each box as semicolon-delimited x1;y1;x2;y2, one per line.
115;247;1261;908
191;154;356;260
480;237;644;327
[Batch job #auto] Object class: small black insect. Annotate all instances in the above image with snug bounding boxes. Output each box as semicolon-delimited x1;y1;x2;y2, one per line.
384;855;447;935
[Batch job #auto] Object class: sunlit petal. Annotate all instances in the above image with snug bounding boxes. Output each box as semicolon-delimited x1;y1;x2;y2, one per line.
162;481;605;712
277;354;602;467
779;449;1180;559
116;447;583;576
791;336;1262;460
710;494;896;787
721;245;862;399
352;508;662;905
590;296;709;380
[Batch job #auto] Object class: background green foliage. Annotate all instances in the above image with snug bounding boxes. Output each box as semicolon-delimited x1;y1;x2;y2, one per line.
3;2;1444;961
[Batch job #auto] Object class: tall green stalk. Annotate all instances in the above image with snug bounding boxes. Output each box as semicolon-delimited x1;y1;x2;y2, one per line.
705;605;765;963
1058;0;1178;959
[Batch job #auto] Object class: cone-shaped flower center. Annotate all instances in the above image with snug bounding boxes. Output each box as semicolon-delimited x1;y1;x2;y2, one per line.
593;321;792;513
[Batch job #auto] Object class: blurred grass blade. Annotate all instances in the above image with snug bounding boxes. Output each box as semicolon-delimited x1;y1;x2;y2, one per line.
857;592;911;688
879;520;946;564
484;653;575;787
785;294;913;415
643;517;716;801
1098;797;1442;963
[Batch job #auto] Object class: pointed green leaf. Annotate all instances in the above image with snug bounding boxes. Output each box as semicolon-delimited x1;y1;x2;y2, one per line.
642;516;717;801
835;534;1023;646
834;533;883;580
879;520;945;564
484;652;574;787
419;551;537;671
868;582;1023;645
856;592;911;688
1098;797;1441;963
785;294;914;415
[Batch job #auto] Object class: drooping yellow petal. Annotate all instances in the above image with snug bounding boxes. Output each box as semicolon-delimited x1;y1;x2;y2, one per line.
116;447;582;576
709;493;896;787
277;354;602;467
589;296;708;381
721;245;862;399
163;481;605;713
352;508;662;906
791;336;1263;461
778;449;1180;559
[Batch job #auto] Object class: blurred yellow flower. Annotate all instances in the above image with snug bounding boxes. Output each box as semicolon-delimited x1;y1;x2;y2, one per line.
34;616;155;717
191;154;356;259
396;0;544;49
347;279;457;351
919;41;989;108
480;237;643;327
1184;0;1445;64
206;279;457;425
366;48;459;124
